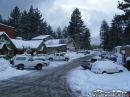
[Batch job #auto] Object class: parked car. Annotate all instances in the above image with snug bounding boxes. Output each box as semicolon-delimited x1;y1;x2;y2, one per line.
46;52;69;61
11;55;44;70
81;58;102;70
81;61;92;70
91;61;124;74
77;50;90;55
34;57;50;66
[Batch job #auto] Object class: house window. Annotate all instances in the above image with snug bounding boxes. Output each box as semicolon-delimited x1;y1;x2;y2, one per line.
8;51;13;56
0;37;4;42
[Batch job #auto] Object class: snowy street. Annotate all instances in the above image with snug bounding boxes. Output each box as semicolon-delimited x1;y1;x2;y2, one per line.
0;53;96;97
0;51;130;97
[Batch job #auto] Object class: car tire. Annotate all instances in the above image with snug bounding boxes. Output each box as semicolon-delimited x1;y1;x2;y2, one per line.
64;58;69;61
102;71;107;74
36;64;42;70
49;58;53;61
18;64;24;70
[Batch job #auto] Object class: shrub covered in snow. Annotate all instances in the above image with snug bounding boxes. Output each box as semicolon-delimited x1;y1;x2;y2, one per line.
0;58;8;72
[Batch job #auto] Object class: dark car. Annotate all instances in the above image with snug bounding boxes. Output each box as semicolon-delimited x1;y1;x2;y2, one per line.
81;61;92;70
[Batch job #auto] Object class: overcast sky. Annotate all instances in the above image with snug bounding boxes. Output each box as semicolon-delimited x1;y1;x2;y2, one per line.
0;0;124;45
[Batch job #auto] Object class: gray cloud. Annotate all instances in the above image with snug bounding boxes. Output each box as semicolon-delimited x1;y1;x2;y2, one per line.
0;0;122;45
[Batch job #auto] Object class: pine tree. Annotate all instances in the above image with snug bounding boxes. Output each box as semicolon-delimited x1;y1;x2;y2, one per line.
82;28;91;49
100;20;110;51
8;6;21;37
56;26;62;38
109;15;123;50
124;23;130;44
0;14;3;23
68;8;86;48
47;25;53;36
62;26;68;38
20;10;29;40
27;5;43;39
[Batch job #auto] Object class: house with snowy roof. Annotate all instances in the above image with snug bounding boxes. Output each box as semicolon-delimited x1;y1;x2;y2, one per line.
32;35;67;54
0;31;16;59
45;39;67;54
11;39;47;55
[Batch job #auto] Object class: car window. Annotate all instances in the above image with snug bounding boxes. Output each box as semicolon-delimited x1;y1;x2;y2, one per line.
28;58;34;61
16;57;26;60
56;54;59;56
60;54;63;56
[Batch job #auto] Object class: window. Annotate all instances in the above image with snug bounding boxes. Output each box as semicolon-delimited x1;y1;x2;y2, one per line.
8;51;13;56
60;54;63;56
28;58;34;61
56;54;59;56
16;57;26;60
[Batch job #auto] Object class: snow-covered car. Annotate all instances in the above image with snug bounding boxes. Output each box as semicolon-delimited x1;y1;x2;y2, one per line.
91;61;124;74
33;57;50;66
46;52;69;61
11;55;44;70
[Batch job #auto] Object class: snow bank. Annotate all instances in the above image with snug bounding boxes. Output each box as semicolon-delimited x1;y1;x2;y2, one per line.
68;67;130;96
0;58;8;72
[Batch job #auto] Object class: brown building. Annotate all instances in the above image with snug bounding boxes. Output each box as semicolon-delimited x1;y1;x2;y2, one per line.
0;23;14;38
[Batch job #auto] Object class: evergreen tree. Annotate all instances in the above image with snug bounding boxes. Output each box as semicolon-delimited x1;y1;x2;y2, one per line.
68;8;86;48
124;23;130;44
0;14;3;23
109;15;123;50
8;6;21;37
56;26;62;38
47;25;53;36
62;26;68;38
100;20;110;50
20;10;29;40
27;5;43;39
82;28;91;49
52;31;57;39
42;21;48;35
118;0;130;45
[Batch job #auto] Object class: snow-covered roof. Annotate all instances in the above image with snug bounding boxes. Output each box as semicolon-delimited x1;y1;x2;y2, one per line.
115;46;122;48
46;44;66;47
0;23;14;28
45;39;60;45
32;35;53;40
11;39;43;49
45;39;66;47
0;31;9;38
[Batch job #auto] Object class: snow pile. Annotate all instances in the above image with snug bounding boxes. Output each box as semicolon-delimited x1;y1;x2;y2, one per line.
67;56;130;97
0;65;32;80
0;58;8;72
68;66;130;96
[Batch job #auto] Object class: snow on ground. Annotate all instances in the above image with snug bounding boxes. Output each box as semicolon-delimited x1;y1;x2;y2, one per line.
67;53;130;97
0;50;96;80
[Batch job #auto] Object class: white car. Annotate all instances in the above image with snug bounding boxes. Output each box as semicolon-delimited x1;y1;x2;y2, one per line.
47;52;69;61
91;61;124;74
11;55;44;70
